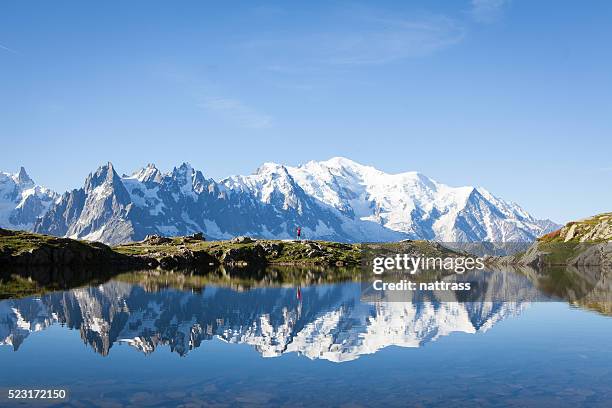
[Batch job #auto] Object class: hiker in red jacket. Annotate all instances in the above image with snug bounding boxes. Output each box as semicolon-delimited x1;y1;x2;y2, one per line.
296;226;302;240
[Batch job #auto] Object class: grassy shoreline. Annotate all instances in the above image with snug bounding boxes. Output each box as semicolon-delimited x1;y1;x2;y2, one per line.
0;228;364;269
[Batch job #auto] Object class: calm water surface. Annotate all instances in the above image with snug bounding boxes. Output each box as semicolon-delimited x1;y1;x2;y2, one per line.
0;267;611;407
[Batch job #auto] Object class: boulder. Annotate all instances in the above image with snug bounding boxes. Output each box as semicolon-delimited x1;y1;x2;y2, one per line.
231;236;256;244
187;232;205;241
142;234;172;245
222;244;267;265
159;255;179;269
305;242;323;251
261;242;283;257
306;249;324;258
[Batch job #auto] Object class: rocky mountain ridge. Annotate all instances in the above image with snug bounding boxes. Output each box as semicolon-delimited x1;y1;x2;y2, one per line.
0;159;558;244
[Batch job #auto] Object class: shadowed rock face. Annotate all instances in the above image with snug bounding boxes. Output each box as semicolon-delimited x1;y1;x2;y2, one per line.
7;159;554;245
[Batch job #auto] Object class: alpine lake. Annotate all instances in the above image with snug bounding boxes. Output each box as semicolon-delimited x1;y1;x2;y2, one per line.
0;262;611;408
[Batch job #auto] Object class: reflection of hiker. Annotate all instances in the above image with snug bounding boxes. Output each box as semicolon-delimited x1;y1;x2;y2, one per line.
296;226;302;240
296;287;302;301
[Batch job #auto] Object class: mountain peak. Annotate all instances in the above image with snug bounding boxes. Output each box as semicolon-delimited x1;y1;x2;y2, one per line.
15;166;33;185
131;163;162;183
101;162;118;181
256;162;289;176
172;162;196;178
176;162;193;171
310;157;390;181
16;157;558;245
169;162;200;198
84;162;122;192
171;163;196;181
93;161;115;175
320;156;364;169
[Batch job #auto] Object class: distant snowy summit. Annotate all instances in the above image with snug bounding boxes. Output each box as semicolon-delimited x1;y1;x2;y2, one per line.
0;158;558;244
0;167;58;231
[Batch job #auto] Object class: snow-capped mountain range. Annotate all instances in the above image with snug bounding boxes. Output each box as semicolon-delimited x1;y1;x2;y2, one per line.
0;167;58;231
0;158;558;244
0;277;533;361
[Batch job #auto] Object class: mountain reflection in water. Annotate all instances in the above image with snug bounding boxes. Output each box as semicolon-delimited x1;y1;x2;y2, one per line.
1;264;609;362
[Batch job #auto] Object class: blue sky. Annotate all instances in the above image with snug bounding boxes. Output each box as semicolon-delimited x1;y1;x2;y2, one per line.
1;0;610;223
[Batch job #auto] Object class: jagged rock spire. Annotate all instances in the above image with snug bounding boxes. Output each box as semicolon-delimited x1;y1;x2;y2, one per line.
16;166;32;184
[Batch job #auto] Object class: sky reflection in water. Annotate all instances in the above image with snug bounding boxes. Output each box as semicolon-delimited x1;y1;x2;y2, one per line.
0;267;611;407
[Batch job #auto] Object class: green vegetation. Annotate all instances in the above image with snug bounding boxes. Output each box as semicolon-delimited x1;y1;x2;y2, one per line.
538;212;612;244
262;240;361;265
1;229;473;300
0;229;108;255
113;236;203;256
0;228;131;270
0;274;45;299
115;237;363;266
362;240;464;258
2;227;477;271
534;241;582;265
491;212;612;267
530;213;611;265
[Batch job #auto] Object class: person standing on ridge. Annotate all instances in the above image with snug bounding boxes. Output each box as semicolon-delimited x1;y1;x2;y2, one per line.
296;226;302;240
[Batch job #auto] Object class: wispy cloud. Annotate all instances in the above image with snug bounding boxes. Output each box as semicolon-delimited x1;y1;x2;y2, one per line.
153;67;274;129
470;0;510;23
243;9;466;68
325;16;465;65
199;97;273;129
0;42;18;54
